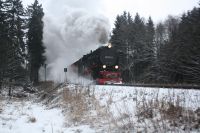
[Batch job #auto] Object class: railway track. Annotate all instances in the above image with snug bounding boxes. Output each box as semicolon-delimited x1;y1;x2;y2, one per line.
61;82;200;90
96;83;200;89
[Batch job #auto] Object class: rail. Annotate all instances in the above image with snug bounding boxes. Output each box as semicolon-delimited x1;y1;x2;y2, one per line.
96;83;200;89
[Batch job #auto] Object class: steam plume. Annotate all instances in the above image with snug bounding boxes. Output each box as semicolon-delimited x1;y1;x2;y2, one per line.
41;0;110;82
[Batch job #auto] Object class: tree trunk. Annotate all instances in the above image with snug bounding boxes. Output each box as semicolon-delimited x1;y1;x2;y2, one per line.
30;66;39;84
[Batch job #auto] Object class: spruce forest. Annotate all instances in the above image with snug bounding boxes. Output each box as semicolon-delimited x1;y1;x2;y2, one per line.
111;5;200;85
0;0;45;91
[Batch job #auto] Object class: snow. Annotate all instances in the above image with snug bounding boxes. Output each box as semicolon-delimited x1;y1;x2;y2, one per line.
94;85;200;110
0;97;96;133
0;84;200;132
93;85;200;132
0;100;64;133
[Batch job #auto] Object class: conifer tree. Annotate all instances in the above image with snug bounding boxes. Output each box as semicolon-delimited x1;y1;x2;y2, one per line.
146;17;155;63
111;11;129;50
111;12;134;82
4;0;25;58
0;0;8;88
1;0;26;84
27;0;45;84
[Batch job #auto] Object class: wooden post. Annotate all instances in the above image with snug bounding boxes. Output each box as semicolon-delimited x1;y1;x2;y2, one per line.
64;68;67;82
44;64;47;82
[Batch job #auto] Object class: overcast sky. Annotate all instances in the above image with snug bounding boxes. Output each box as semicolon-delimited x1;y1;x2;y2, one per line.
23;0;199;27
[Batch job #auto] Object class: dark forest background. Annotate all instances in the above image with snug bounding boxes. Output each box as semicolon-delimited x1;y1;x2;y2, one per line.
111;3;200;85
0;0;45;91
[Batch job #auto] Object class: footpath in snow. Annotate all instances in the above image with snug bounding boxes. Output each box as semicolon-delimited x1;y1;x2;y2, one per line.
0;89;95;133
0;99;65;133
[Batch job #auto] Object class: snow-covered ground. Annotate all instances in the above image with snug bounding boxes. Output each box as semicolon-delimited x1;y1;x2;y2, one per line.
93;85;200;132
0;98;96;133
94;85;200;110
0;99;64;133
0;88;96;133
0;84;200;132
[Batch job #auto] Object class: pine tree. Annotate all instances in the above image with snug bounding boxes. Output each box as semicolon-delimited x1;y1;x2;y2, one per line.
155;22;166;57
138;17;156;82
156;5;200;84
111;12;156;83
27;0;45;84
145;17;155;63
0;0;8;88
0;0;26;94
4;0;25;57
130;13;147;82
1;0;26;85
111;11;134;82
111;11;129;50
151;22;167;82
172;7;200;83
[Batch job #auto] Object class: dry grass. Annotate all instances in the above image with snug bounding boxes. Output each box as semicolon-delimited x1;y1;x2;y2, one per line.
61;85;118;132
112;90;200;132
27;116;36;123
37;81;55;92
0;96;4;114
62;86;91;124
0;104;2;114
48;84;200;132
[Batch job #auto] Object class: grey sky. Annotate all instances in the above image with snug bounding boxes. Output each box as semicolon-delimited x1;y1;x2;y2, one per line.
23;0;199;27
104;0;199;23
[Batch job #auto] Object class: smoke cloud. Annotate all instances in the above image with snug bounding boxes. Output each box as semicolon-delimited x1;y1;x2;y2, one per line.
41;0;110;82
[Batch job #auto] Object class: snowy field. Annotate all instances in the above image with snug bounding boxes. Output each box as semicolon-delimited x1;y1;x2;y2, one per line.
94;85;200;110
93;85;200;132
0;84;200;132
0;87;95;133
0;99;64;133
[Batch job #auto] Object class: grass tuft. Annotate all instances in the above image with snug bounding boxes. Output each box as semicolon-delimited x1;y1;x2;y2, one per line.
28;116;36;123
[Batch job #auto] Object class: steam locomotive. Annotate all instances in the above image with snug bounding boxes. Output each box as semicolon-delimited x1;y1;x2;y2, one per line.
70;43;122;85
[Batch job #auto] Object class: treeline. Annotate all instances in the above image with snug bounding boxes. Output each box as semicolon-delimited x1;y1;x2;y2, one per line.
0;0;45;89
111;3;200;84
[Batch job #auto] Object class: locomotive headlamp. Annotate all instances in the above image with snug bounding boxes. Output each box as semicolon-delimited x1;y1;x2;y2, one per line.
103;65;106;69
115;65;119;69
107;43;112;48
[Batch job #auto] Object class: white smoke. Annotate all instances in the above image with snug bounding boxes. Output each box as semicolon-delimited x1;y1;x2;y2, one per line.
41;0;110;82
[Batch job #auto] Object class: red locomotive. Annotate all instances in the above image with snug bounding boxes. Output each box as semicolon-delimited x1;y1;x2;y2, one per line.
70;43;122;85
